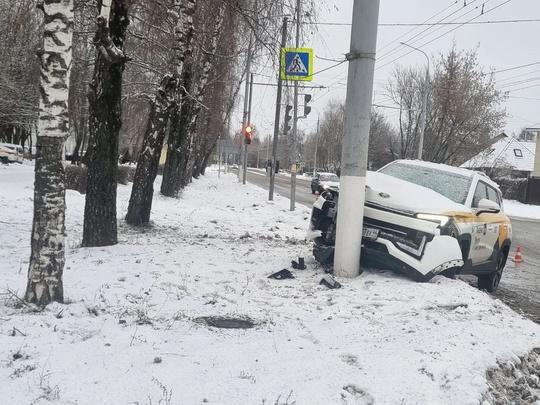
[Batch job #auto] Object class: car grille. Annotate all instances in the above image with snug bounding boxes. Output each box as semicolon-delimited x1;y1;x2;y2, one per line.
363;217;433;259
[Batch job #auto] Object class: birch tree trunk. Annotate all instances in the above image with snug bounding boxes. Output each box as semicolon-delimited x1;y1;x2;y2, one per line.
160;0;198;197
125;75;176;225
82;0;129;247
125;0;196;224
161;3;225;195
25;0;74;306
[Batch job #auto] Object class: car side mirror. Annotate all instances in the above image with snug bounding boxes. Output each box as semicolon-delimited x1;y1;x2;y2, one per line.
475;198;501;216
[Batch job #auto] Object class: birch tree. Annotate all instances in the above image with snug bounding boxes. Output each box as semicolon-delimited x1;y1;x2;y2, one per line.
25;0;74;306
82;0;130;246
0;0;41;146
161;2;225;195
68;0;95;165
159;0;321;196
191;5;245;178
125;0;196;225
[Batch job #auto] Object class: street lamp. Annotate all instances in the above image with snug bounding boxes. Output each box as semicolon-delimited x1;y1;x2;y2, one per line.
400;42;429;160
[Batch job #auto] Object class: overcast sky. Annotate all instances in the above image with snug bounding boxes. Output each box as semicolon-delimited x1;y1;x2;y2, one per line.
245;0;540;145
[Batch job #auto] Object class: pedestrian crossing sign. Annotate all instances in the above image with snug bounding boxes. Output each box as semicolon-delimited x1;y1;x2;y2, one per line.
281;47;313;81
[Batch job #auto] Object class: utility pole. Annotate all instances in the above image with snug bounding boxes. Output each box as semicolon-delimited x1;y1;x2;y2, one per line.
313;117;319;176
243;72;254;184
269;17;288;201
240;38;252;183
290;0;301;211
334;0;380;278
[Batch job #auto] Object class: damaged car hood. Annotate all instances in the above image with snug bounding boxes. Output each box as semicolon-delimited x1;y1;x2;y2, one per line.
365;171;468;215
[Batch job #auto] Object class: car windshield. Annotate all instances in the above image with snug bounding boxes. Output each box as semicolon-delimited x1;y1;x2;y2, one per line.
320;174;339;182
378;163;471;204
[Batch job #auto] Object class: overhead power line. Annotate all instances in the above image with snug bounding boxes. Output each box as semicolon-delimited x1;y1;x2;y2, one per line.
376;1;457;55
487;61;540;75
376;0;479;64
376;0;514;71
313;19;540;27
504;82;540;93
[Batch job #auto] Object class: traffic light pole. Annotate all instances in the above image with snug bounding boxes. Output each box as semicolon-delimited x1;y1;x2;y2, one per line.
289;0;301;211
243;72;254;184
269;17;288;201
240;37;252;184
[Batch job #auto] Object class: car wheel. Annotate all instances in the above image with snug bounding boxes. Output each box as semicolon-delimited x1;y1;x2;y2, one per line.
477;251;505;293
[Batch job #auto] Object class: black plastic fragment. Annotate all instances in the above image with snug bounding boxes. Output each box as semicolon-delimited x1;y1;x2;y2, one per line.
268;269;295;280
291;257;306;270
320;274;341;289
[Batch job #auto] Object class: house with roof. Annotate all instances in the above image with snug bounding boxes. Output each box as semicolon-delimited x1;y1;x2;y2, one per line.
460;133;540;205
460;135;535;178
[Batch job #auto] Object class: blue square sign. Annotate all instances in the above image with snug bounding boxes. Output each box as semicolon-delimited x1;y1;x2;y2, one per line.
281;48;313;81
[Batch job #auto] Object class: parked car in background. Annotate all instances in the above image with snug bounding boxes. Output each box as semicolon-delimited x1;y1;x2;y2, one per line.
0;143;24;163
310;172;340;194
307;160;512;293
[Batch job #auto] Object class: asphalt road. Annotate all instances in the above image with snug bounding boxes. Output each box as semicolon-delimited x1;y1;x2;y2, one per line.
244;167;540;323
245;168;316;209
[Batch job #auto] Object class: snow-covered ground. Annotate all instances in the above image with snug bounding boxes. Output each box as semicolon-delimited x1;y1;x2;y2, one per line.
1;162;540;405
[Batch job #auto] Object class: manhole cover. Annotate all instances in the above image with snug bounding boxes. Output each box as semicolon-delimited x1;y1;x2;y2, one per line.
198;316;255;329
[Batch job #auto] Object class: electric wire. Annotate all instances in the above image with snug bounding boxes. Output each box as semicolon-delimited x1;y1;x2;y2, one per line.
487;61;540;76
494;69;540;83
376;1;458;54
308;3;464;102
497;76;540;89
376;0;483;64
376;0;513;72
310;19;540;27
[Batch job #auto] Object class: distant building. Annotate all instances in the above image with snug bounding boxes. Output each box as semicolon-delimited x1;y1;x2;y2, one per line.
460;134;535;178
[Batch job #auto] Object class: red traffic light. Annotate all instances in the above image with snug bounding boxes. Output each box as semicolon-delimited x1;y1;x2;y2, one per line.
244;125;253;144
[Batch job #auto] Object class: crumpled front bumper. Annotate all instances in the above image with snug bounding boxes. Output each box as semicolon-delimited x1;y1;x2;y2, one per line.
312;234;464;282
309;206;465;282
360;234;464;281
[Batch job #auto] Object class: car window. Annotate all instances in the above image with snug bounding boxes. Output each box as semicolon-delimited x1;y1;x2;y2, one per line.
320;174;339;182
472;181;501;208
472;182;488;208
486;185;501;205
378;163;471;204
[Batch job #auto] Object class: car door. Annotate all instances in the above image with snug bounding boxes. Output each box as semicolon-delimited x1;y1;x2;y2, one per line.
468;180;502;265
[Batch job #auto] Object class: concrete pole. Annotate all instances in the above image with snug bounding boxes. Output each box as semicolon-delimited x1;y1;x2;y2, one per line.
333;0;380;278
269;17;288;201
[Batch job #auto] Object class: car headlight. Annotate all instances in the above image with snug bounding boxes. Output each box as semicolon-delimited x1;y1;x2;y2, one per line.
415;213;451;227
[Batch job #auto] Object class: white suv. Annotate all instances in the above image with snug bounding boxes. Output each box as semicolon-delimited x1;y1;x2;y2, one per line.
308;160;512;293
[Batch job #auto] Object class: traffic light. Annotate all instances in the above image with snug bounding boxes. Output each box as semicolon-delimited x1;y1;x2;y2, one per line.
244;124;253;144
303;94;312;117
285;105;292;133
